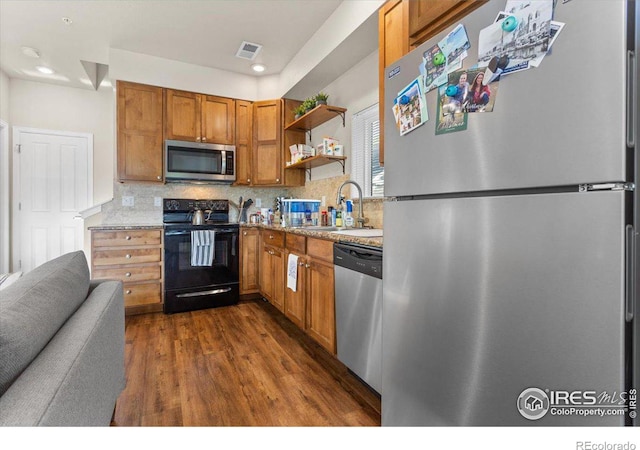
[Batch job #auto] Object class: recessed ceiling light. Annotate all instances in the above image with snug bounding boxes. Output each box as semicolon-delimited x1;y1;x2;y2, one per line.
251;64;266;73
35;66;54;75
62;17;73;25
21;46;40;58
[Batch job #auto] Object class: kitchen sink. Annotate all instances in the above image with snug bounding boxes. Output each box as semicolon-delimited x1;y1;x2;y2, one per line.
331;228;383;237
301;226;339;231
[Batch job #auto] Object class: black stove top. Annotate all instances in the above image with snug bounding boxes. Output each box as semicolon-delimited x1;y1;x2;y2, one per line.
163;198;234;228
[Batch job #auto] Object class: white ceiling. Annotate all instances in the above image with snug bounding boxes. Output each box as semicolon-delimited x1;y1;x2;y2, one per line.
0;0;348;91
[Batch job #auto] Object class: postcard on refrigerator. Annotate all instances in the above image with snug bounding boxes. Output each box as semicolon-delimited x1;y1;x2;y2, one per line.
478;0;554;75
435;84;468;135
396;76;428;136
447;68;500;113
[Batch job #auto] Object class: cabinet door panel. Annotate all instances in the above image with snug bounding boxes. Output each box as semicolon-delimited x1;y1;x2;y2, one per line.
284;252;305;329
306;258;336;354
253;101;283;185
240;228;260;294
202;96;235;144
235;100;253;185
272;248;285;313
117;81;163;182
165;90;201;141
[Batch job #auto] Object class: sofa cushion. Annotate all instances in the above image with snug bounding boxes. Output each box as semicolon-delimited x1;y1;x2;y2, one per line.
0;251;90;396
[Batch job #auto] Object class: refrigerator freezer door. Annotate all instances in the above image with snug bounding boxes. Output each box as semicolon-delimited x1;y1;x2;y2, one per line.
382;191;627;425
384;0;628;197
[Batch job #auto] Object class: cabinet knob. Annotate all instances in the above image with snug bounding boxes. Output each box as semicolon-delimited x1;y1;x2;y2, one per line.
298;262;305;266
196;137;201;142
125;235;131;240
125;254;131;259
276;178;280;183
157;175;162;180
243;231;247;236
125;272;131;277
202;137;207;142
269;235;274;239
125;290;132;295
247;178;251;183
305;264;310;269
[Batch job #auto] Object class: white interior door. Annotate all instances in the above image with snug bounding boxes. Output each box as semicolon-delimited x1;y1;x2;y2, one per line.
12;128;92;273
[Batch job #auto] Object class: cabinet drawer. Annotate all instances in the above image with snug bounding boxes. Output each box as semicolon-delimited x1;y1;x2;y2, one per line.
92;265;161;283
306;237;333;263
92;248;162;266
92;229;162;247
123;282;162;307
261;229;285;248
285;233;306;254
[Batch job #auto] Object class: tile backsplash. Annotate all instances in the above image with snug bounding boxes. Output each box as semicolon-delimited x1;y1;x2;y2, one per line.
100;175;383;228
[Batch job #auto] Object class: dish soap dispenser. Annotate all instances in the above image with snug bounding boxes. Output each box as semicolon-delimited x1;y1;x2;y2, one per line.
344;200;354;228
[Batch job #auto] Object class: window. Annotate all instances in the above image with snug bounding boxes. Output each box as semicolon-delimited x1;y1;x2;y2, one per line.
351;103;383;198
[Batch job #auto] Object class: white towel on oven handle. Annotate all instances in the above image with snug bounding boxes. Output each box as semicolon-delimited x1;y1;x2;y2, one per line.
191;230;215;266
287;253;299;292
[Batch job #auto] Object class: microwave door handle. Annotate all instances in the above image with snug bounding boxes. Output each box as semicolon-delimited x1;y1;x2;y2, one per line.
221;150;227;175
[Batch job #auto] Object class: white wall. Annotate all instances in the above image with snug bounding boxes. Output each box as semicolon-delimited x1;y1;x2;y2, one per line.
109;49;258;100
304;49;379;181
9;79;114;204
0;69;10;121
0;69;10;272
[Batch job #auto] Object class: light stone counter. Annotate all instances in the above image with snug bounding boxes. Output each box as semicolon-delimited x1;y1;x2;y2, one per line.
242;224;383;248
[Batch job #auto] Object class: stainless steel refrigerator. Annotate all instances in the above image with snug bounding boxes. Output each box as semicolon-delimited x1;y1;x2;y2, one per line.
382;0;639;426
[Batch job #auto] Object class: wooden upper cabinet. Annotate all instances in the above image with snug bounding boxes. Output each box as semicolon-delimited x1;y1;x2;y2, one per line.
202;95;235;145
378;0;409;166
116;81;164;182
164;89;201;141
408;0;487;47
235;100;253;185
164;89;236;144
252;99;283;185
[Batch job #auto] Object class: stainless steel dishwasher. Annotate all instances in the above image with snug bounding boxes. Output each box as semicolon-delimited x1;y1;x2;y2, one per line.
333;242;382;394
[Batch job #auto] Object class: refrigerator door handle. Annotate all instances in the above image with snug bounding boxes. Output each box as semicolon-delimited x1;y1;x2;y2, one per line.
627;50;636;148
626;225;636;322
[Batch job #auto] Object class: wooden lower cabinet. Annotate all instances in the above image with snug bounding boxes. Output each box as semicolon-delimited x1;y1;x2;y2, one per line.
91;228;164;315
305;256;336;354
259;230;285;312
240;227;260;294
283;234;336;354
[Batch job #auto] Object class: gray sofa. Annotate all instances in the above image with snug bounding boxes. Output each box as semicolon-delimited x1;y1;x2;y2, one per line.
0;251;125;426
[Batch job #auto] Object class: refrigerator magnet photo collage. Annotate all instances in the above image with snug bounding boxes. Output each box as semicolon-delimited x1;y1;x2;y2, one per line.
393;0;566;137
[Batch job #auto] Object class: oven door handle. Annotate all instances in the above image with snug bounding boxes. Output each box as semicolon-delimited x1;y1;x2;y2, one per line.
164;229;238;237
176;287;233;298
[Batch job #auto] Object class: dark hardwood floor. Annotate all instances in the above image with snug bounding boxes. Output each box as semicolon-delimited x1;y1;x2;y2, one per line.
113;299;381;426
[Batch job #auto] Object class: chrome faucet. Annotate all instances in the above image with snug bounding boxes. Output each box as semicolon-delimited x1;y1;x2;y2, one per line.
336;180;366;228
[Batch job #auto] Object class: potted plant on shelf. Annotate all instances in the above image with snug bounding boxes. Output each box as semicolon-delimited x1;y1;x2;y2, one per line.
315;92;329;106
302;97;316;113
293;104;306;120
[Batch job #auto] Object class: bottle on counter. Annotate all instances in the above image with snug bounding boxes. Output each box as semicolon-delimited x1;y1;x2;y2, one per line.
335;205;343;228
321;210;328;227
328;206;336;227
344;200;354;228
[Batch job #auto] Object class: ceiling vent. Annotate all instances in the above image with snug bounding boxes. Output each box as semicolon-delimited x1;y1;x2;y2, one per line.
235;41;262;60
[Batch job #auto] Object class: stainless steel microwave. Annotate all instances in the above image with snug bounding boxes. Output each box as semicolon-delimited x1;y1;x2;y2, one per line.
164;140;236;183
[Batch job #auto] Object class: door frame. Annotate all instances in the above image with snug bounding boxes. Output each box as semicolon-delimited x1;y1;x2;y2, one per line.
0;119;9;272
11;127;93;271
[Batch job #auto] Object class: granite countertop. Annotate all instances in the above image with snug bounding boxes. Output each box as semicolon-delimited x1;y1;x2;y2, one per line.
242;223;383;248
88;224;163;230
88;223;383;248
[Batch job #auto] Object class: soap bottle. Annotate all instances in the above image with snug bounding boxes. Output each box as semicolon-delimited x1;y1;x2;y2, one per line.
328;206;336;227
344;200;354;228
335;204;343;228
